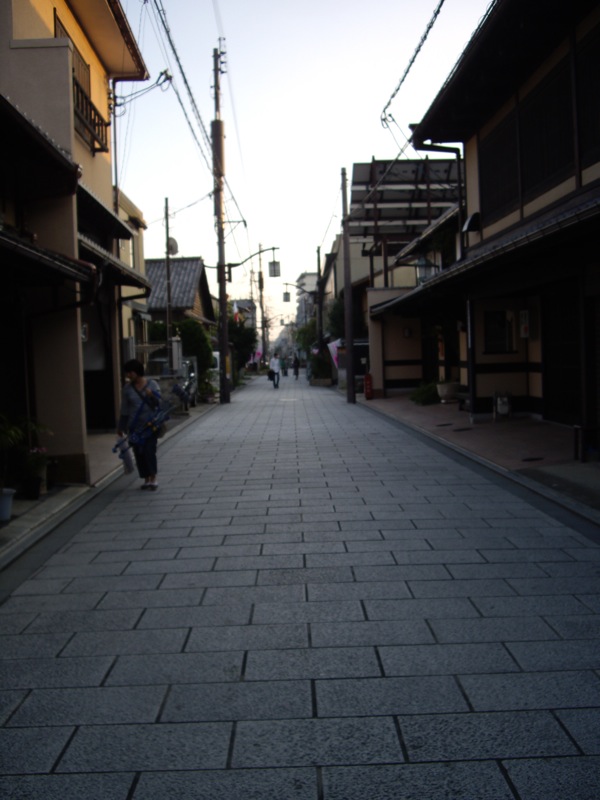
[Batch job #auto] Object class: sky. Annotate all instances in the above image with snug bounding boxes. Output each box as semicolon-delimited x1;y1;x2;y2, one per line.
116;0;492;338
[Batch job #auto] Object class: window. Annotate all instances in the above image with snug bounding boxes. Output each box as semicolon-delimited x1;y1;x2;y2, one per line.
484;310;516;354
479;110;519;224
520;59;574;202
55;15;90;94
577;25;600;169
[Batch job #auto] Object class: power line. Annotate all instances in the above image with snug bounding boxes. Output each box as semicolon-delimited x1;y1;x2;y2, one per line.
150;0;213;154
381;0;446;127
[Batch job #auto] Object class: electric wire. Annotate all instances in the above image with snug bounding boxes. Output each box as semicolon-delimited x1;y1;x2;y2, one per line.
381;0;447;128
151;0;213;154
149;3;248;247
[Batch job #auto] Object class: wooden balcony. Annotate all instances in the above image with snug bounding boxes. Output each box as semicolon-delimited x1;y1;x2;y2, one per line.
73;77;109;154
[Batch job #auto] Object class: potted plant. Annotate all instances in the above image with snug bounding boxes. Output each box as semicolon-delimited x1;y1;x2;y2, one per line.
14;418;53;500
20;447;50;499
436;379;460;403
0;413;24;522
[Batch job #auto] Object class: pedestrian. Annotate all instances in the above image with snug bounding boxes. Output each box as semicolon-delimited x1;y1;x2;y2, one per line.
292;353;300;380
118;359;162;490
269;352;281;388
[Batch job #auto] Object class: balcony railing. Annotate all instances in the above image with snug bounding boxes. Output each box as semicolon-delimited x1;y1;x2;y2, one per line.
73;77;109;153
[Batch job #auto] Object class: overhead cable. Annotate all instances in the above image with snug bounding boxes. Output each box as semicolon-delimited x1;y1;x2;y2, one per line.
380;0;446;127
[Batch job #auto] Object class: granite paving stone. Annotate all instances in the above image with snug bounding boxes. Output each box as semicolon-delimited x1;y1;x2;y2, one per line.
132;768;318;800
503;756;600;800
0;593;104;613
232;717;402;767
7;685;167;726
378;642;520;675
60;628;188;657
137;604;251;628
245;646;381;680
316;675;468;716
185;623;308;652
506;639;600;671
0;726;74;773
22;609;142;633
2;377;599;793
399;710;578;761
555;708;600;754
105;651;244;685
321;762;514;800
96;588;206;609
161;569;257;588
0;656;113;689
0;634;72;659
310;619;433;647
252;600;364;624
0;691;27;724
429;616;559;643
545;614;600;638
56;722;231;772
365;597;482;619
162;679;312;721
460;670;600;710
0;773;136;799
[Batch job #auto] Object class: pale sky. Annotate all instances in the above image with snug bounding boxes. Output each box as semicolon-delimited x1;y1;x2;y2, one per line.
117;0;492;335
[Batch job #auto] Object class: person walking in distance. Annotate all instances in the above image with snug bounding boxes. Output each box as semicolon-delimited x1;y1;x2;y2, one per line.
292;353;300;380
118;359;161;490
269;352;281;389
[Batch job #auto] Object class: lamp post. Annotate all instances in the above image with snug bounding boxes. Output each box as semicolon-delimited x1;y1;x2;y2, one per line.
205;246;280;372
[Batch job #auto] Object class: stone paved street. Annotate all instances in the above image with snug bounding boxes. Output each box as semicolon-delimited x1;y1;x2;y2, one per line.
1;376;600;799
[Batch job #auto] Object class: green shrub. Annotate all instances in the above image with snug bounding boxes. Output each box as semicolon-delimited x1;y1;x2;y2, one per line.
410;382;440;406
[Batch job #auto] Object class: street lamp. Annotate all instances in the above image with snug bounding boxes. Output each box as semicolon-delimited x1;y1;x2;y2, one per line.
204;246;280;380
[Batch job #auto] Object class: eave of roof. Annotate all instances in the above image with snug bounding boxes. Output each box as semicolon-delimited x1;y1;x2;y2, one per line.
412;0;599;145
370;189;600;317
78;185;132;240
1;230;96;285
79;234;150;290
67;0;148;80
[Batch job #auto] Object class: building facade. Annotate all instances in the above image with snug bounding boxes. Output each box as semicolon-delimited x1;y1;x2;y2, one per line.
0;0;149;484
369;0;600;457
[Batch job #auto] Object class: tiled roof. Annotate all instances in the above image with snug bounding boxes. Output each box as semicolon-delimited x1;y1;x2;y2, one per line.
146;257;204;310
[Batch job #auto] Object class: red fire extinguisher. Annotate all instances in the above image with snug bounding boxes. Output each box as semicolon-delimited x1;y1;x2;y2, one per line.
364;373;373;400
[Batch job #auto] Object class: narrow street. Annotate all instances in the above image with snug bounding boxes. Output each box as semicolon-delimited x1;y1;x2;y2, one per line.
1;375;599;799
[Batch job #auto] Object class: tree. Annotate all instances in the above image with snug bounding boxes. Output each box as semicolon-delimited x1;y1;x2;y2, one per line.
149;320;167;343
175;319;213;375
327;297;345;340
227;318;258;372
294;318;317;354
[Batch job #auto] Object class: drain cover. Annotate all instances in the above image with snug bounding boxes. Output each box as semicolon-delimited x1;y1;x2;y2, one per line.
436;423;453;427
452;427;472;432
522;457;544;462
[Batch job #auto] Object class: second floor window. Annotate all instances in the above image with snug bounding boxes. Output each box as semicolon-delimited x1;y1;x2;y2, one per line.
55;16;90;95
54;14;108;154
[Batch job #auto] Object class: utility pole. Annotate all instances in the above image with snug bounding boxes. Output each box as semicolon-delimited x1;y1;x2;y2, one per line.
212;45;230;404
316;245;323;350
164;197;174;374
258;244;266;364
341;167;355;404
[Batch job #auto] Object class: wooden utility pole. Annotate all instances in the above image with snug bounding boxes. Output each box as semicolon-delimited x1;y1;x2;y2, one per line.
341;168;355;404
258;245;266;364
316;246;323;350
164;197;174;373
212;46;230;403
